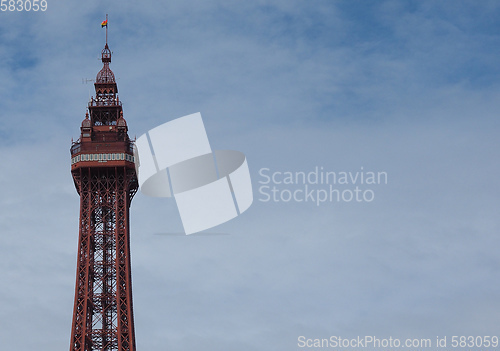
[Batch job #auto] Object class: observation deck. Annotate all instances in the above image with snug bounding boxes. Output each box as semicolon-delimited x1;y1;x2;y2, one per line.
70;138;135;169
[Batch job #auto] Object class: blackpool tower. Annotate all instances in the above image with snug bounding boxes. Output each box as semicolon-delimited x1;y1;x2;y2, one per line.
69;33;138;351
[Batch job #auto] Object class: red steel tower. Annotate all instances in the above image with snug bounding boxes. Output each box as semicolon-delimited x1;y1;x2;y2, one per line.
69;38;138;351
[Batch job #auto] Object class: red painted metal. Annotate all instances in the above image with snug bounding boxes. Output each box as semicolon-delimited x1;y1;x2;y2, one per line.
69;42;138;351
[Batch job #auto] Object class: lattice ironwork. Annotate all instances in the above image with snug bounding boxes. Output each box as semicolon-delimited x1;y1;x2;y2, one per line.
70;166;137;351
96;63;116;84
91;107;121;126
96;44;115;83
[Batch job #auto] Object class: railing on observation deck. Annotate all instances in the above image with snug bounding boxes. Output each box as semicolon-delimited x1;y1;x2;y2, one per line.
88;98;123;107
70;140;135;156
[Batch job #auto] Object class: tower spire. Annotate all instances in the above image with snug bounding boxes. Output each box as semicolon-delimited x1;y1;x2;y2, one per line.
98;14;114;88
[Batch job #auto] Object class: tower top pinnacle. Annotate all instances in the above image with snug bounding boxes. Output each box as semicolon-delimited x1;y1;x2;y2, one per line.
96;45;115;84
96;14;114;83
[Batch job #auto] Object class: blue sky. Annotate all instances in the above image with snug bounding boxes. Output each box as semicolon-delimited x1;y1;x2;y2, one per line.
1;1;500;350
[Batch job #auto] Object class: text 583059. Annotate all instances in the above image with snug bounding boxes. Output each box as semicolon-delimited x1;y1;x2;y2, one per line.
1;0;47;11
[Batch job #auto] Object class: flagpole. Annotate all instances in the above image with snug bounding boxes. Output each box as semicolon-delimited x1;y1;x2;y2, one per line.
106;13;108;45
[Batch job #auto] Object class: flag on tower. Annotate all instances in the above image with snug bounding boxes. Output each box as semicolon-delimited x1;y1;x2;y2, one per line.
101;19;108;27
